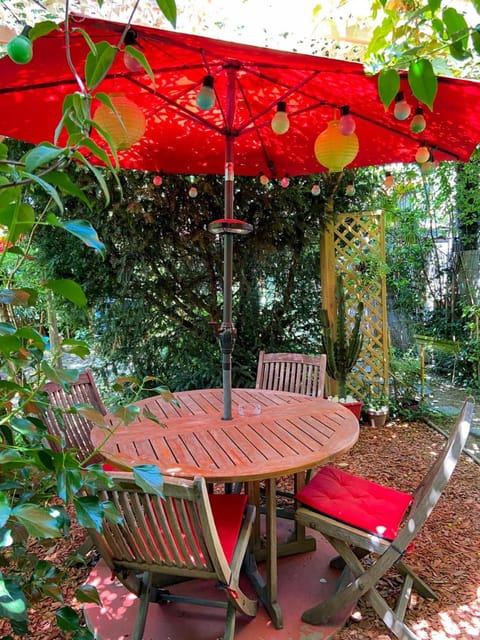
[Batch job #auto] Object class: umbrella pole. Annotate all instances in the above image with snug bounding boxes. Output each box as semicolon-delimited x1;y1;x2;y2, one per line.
208;217;252;420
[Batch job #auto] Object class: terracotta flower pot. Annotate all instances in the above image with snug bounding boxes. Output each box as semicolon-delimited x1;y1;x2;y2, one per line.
366;408;388;427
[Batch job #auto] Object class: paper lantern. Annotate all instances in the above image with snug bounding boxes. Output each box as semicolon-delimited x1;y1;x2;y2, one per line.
94;96;146;150
314;120;359;172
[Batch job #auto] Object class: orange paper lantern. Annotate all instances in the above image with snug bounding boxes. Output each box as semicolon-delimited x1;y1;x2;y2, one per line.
94;96;146;150
314;120;359;172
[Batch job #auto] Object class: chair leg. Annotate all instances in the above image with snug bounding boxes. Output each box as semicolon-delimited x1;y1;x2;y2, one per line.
223;602;236;640
396;559;438;600
133;572;152;640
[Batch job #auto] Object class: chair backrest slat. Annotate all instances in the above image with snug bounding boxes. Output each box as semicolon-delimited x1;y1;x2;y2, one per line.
256;351;327;397
89;474;231;580
42;370;106;461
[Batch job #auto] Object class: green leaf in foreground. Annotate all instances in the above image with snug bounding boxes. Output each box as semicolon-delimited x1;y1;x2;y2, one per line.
408;59;437;110
0;574;28;622
133;465;163;497
378;68;400;109
44;279;87;308
62;220;105;256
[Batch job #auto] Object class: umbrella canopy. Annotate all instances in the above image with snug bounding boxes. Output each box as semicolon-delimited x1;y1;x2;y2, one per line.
2;15;479;419
1;14;480;177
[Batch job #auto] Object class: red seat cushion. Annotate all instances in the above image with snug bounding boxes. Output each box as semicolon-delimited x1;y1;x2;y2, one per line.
209;493;248;563
295;466;413;541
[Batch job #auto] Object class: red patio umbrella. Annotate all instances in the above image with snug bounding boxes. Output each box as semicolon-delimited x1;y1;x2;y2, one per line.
2;15;479;418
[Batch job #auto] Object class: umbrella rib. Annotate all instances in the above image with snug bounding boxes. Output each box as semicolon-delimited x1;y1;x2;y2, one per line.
126;76;227;136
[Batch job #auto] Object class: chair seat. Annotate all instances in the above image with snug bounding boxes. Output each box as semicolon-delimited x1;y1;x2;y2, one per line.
295;466;413;541
209;493;248;563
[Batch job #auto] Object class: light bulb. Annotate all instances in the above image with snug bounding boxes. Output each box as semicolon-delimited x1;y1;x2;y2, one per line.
124;48;143;72
188;186;198;198
259;174;269;185
421;155;436;175
7;33;32;64
153;175;163;186
394;92;411;121
415;145;430;164
271;101;290;135
384;172;394;188
280;176;290;188
311;184;321;196
196;75;215;110
410;107;426;133
339;105;356;135
346;183;355;196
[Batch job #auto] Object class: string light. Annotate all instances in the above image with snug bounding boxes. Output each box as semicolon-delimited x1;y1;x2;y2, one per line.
259;173;269;185
196;75;215;110
271;101;290;134
384;171;394;188
415;144;430;164
410;107;426;133
393;92;411;120
339;105;356;135
6;27;32;64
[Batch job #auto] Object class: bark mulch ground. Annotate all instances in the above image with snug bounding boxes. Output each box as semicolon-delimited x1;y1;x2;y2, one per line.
1;418;478;639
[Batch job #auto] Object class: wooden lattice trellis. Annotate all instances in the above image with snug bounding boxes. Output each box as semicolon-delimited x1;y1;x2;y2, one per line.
320;211;389;398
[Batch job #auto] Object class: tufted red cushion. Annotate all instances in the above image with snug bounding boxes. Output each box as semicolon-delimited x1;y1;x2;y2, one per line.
209;493;248;563
295;466;413;541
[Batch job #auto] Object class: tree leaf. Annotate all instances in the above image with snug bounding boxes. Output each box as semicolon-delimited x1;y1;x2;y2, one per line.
73;495;104;531
26;173;64;213
111;404;141;425
377;68;400;109
12;504;62;539
133;465;163;497
85;41;117;90
408;59;437;110
28;20;59;41
75;405;106;426
44;171;93;210
124;45;155;84
62;220;106;256
75;585;102;605
0;493;11;529
0;289;34;307
155;0;177;28
56;606;81;632
0;574;27;622
44;278;87;308
24;144;65;173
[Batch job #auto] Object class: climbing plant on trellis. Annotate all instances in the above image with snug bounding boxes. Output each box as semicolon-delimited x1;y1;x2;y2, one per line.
320;210;389;398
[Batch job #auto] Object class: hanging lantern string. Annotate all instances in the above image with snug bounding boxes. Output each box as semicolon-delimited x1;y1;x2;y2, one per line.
3;0;24;23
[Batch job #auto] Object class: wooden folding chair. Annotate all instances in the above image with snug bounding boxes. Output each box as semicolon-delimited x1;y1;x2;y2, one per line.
295;397;474;640
86;473;258;640
255;351;327;502
42;369;107;464
255;351;327;397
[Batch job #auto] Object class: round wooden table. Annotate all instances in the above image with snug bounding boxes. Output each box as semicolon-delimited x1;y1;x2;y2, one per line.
91;388;359;629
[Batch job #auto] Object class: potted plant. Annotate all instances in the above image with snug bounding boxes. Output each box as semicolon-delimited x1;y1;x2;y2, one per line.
321;273;364;419
364;387;390;427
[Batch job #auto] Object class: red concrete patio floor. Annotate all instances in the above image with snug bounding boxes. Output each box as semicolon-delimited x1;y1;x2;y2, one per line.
83;518;352;640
